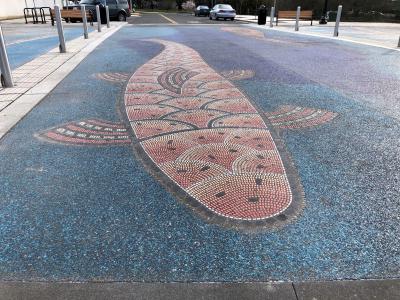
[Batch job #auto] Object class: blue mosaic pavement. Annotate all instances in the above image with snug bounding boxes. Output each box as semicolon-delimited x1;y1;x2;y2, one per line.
0;25;399;282
5;26;95;69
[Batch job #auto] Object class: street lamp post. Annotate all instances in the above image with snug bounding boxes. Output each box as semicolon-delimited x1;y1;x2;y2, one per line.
319;0;328;24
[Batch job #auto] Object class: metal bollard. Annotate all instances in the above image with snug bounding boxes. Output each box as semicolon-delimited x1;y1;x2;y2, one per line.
106;6;110;28
398;36;400;48
54;5;66;53
0;25;14;88
96;5;102;32
334;5;343;37
81;5;89;39
295;6;301;31
270;6;275;28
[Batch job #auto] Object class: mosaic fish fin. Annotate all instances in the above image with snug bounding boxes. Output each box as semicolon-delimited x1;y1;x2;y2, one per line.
93;72;130;84
39;119;131;146
221;69;255;81
265;105;338;129
221;27;265;39
125;39;304;229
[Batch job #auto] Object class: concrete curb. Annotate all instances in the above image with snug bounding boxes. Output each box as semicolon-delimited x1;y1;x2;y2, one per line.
0;279;399;300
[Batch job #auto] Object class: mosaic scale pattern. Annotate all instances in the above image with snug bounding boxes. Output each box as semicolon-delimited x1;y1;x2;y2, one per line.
124;39;301;224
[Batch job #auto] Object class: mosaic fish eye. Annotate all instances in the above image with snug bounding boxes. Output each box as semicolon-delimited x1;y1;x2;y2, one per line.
215;191;226;198
248;197;259;203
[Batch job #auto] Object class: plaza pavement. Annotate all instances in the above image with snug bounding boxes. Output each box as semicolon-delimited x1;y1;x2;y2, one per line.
0;15;399;299
236;15;400;49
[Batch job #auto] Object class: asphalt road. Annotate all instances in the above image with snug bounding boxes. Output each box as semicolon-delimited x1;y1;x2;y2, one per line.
128;11;242;25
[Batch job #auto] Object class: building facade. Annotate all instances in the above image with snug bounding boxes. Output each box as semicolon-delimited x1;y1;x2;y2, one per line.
0;0;63;20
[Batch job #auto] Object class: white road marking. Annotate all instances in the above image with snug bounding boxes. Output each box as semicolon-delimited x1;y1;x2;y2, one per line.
158;13;178;24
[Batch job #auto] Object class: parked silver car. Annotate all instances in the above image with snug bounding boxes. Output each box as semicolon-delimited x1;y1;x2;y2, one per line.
70;0;131;22
209;4;236;21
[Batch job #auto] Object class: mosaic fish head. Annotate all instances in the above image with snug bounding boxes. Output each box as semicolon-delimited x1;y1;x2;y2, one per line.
40;39;337;231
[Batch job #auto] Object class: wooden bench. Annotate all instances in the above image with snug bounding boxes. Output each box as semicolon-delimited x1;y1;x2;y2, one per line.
50;8;94;26
276;10;313;26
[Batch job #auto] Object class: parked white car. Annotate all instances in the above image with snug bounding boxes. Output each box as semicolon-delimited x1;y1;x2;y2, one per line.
209;4;236;21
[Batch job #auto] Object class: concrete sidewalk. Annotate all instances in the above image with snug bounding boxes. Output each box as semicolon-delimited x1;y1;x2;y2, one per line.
0;21;124;139
0;19;96;69
236;15;400;49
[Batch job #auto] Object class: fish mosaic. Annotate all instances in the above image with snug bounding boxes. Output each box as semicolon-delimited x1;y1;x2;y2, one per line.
39;39;338;230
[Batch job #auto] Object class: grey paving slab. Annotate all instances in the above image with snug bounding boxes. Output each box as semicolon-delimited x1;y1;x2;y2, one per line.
294;279;400;300
0;282;296;300
0;101;11;110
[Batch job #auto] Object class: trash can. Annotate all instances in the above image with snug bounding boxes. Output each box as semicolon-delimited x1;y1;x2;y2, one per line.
258;5;267;25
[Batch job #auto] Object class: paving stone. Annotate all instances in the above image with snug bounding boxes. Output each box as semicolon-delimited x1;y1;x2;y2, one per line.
0;282;297;300
294;279;400;300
